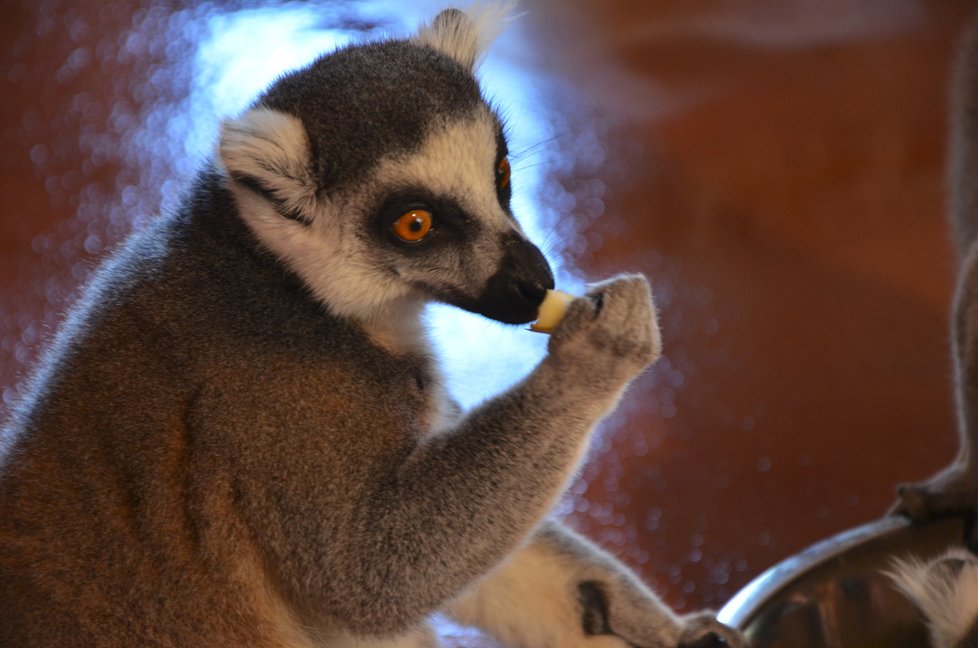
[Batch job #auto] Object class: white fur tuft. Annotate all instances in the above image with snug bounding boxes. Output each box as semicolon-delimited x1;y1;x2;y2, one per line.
218;108;318;217
449;542;607;648
888;548;978;648
412;2;519;70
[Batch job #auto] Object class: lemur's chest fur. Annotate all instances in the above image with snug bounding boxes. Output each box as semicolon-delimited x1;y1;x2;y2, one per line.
354;301;460;438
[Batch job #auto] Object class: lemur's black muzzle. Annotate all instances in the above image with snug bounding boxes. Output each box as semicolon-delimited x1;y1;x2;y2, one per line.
468;234;554;325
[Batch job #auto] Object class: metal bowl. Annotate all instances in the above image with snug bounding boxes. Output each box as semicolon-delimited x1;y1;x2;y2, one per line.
717;515;967;647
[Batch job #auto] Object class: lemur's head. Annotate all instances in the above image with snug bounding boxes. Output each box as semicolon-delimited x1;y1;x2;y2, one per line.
218;6;554;327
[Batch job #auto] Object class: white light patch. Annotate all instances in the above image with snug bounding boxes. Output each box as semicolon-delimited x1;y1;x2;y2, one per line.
184;6;356;168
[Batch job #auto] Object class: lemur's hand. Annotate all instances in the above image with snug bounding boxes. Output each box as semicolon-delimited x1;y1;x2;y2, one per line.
895;465;978;549
677;612;749;648
547;274;661;389
577;584;748;648
896;466;977;521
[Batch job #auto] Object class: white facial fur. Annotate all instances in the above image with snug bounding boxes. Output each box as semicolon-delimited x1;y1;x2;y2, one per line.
219;109;318;217
366;106;526;286
218;106;527;351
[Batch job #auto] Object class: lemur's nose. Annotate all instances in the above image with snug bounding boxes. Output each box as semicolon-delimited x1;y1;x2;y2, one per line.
516;277;548;305
471;233;554;325
513;243;554;305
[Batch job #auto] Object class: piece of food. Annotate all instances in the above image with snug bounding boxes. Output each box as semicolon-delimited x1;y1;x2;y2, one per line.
530;289;575;333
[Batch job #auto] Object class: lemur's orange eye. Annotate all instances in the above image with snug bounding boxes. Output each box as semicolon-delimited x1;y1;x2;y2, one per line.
392;209;433;243
497;157;511;191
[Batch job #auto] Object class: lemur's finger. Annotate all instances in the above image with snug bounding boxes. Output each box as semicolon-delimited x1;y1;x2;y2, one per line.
964;512;978;553
678;613;748;648
577;581;613;636
678;632;728;648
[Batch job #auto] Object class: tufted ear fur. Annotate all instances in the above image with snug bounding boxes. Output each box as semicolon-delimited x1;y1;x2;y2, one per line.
218;108;319;223
412;3;517;71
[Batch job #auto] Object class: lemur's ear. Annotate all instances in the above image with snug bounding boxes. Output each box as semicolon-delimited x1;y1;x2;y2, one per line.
218;108;318;224
412;4;515;71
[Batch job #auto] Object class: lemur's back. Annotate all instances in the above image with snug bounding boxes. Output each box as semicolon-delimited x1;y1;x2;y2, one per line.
0;172;434;647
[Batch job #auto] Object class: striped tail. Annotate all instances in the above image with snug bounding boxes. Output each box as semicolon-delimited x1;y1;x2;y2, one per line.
888;549;978;648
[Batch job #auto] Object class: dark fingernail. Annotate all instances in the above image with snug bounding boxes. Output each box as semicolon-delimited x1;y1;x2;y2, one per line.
577;581;611;636
681;633;727;648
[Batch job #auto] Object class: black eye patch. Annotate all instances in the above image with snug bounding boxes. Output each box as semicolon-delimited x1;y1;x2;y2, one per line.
494;130;512;208
371;188;480;250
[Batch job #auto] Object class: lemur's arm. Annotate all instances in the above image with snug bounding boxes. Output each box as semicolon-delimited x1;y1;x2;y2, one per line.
896;19;978;541
898;250;978;534
326;276;660;635
447;519;744;648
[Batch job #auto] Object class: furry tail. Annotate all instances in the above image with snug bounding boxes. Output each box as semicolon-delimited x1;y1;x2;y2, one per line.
950;18;978;257
888;549;978;648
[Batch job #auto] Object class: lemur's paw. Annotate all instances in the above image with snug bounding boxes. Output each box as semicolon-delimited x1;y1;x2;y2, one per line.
548;274;661;383
677;613;748;648
895;466;978;523
895;468;978;549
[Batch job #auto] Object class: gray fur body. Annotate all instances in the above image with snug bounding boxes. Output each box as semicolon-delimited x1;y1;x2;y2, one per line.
0;8;746;648
895;14;978;648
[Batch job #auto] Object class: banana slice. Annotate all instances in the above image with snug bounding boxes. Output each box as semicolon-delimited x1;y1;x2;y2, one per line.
530;289;575;333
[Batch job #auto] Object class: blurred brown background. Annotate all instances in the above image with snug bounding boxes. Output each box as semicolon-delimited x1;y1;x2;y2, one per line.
1;0;975;622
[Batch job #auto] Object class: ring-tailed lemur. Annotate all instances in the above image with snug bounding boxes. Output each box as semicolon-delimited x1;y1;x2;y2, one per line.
0;7;746;648
892;14;978;648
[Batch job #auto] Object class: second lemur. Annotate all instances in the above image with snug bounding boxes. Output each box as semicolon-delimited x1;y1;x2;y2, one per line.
894;14;978;648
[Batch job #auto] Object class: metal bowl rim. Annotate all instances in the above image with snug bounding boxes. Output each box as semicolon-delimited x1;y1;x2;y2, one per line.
716;516;912;628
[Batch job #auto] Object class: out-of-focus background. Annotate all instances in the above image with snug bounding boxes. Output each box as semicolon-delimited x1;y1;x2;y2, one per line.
1;0;974;633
